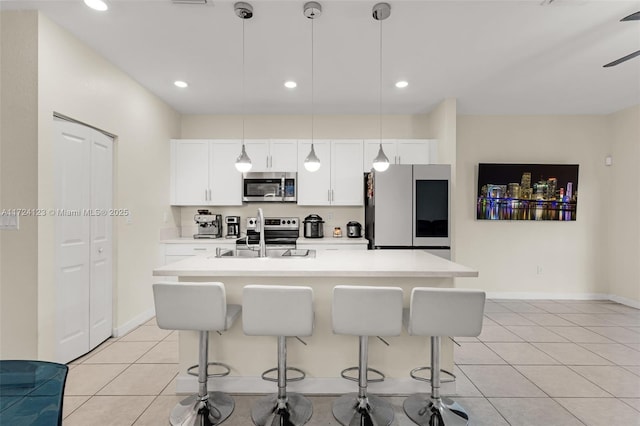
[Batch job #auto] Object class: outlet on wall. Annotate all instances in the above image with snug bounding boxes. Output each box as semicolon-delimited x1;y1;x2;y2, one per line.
536;265;543;275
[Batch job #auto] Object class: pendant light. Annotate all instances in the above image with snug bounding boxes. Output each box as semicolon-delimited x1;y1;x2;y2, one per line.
372;3;391;172
235;2;253;173
303;2;322;172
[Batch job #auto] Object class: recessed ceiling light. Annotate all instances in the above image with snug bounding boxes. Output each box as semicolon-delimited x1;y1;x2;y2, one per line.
174;81;188;88
284;81;297;89
84;0;108;11
395;81;409;88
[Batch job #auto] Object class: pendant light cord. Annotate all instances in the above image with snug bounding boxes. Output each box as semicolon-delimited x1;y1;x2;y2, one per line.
379;16;382;145
311;16;315;147
242;18;246;145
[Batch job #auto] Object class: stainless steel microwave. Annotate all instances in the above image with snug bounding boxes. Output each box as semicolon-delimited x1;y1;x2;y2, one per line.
242;172;297;202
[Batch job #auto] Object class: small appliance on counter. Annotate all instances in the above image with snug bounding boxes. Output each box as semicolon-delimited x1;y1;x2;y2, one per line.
346;221;362;238
303;214;324;238
193;209;222;239
225;216;240;239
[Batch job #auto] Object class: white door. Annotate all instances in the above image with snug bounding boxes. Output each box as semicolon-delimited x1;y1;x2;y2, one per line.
171;140;210;205
297;140;331;206
55;120;92;363
89;132;113;348
269;139;298;172
331;140;364;206
363;139;396;171
396;140;430;165
54;118;113;363
209;140;243;205
243;139;270;172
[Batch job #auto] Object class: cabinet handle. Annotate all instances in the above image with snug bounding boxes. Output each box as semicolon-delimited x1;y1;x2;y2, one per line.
398;156;401;164
193;248;206;251
205;189;208;201
328;190;331;202
208;189;212;201
266;156;269;169
269;156;272;169
331;189;334;202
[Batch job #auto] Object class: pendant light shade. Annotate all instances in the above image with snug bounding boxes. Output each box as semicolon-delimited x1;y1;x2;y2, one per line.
304;143;321;172
304;2;322;173
372;2;391;173
235;144;252;172
372;143;390;172
235;2;253;173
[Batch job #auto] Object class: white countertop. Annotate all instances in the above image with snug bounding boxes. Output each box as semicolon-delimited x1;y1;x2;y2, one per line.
162;237;368;245
153;249;478;278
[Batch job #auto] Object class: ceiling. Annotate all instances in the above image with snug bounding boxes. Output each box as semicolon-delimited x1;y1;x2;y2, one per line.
2;0;640;115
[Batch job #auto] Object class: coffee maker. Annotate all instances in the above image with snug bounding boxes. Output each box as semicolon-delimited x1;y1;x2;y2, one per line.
193;210;222;239
225;216;240;239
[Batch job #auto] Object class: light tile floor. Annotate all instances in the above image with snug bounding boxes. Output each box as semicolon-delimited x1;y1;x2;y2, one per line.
63;300;640;425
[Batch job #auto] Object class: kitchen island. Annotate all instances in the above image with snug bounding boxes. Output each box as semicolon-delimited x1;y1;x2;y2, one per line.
153;249;478;395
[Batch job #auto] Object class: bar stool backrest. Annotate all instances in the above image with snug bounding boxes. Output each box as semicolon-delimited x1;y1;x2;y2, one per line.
409;288;485;337
153;282;228;331
243;285;314;337
332;285;403;337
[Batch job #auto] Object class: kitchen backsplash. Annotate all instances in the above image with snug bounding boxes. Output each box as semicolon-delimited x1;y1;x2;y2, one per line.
179;204;364;238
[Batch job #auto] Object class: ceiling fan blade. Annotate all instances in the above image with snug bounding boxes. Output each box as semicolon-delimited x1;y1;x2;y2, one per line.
603;50;640;67
621;11;640;21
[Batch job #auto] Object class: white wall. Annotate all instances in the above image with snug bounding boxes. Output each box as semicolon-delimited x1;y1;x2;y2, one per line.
607;105;640;305
455;115;611;298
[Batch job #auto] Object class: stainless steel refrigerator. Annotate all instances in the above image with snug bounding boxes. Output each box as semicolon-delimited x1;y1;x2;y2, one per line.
364;164;451;259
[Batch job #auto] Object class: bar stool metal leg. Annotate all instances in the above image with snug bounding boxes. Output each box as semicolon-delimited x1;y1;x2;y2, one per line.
251;336;313;426
170;331;235;426
403;336;469;426
332;336;395;426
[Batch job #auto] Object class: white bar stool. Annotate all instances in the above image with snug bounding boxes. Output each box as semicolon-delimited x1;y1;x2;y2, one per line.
242;285;314;426
153;282;241;426
403;287;485;426
331;285;403;426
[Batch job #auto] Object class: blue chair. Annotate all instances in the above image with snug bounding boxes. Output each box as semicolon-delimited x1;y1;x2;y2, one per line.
0;360;68;426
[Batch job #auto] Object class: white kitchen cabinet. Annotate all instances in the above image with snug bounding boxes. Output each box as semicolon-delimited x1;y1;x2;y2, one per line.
243;139;298;172
363;139;438;172
297;140;332;205
297;139;363;206
331;140;364;205
164;241;236;265
170;139;243;206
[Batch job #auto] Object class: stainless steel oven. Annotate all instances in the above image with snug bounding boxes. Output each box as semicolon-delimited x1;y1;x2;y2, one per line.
242;172;297;202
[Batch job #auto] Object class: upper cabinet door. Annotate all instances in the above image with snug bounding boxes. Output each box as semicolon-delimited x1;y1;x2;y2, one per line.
297;139;331;206
363;139;397;172
396;140;430;165
331;140;364;206
171;139;210;205
243;139;270;172
269;139;298;172
209;140;243;206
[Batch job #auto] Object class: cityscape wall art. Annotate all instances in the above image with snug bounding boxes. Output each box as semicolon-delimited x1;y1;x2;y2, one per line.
477;163;579;221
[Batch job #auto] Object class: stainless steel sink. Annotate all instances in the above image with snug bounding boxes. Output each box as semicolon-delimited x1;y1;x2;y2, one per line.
212;248;315;259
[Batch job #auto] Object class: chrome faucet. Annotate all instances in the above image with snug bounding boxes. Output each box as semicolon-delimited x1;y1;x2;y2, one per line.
257;208;266;258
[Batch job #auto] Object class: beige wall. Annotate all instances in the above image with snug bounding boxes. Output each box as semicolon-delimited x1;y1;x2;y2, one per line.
36;13;181;358
0;11;39;358
455;115;611;297
607;105;640;304
0;11;181;359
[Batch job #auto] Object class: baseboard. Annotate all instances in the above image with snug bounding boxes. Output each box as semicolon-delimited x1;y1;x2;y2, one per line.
486;292;609;301
113;306;156;338
608;294;640;309
175;374;455;396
